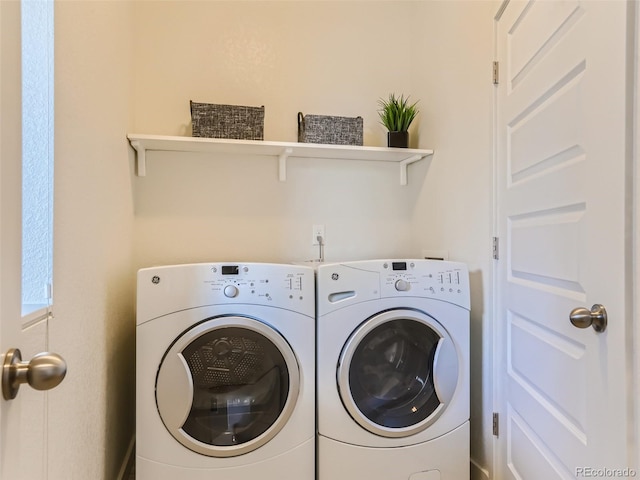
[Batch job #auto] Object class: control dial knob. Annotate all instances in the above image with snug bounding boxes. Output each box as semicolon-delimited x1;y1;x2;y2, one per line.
224;285;239;298
395;279;411;292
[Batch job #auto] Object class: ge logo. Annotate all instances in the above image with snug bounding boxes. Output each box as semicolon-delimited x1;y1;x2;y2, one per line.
331;273;339;281
151;276;161;284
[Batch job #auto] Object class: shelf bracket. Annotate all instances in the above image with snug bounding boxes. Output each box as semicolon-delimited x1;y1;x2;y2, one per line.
399;154;423;186
130;140;146;177
278;148;293;182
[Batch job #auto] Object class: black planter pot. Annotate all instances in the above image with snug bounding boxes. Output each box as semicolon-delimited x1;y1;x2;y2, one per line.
387;131;409;148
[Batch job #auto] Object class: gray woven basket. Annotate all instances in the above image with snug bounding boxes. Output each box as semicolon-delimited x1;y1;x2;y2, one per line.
190;101;264;140
298;112;363;146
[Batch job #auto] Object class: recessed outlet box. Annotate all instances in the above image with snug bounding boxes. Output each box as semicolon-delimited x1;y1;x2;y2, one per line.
312;224;326;245
422;250;449;261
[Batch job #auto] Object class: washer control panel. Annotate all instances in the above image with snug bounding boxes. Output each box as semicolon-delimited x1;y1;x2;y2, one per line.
137;262;315;322
205;263;309;304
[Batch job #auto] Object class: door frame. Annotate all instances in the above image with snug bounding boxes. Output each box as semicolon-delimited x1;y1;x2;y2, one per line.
632;0;640;471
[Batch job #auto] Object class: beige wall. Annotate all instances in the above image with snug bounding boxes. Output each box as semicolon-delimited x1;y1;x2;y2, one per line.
132;1;421;268
48;1;495;478
50;2;135;479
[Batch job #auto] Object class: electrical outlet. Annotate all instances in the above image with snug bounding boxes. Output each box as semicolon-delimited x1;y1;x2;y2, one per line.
312;224;326;245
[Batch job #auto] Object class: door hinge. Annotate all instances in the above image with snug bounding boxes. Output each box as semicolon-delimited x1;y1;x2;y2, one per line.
493;237;499;260
493;61;499;85
493;412;499;437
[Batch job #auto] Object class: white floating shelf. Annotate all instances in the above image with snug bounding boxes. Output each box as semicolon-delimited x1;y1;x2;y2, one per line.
127;134;433;185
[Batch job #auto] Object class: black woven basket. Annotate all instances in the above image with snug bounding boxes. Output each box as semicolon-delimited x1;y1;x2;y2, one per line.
298;112;363;146
190;101;264;140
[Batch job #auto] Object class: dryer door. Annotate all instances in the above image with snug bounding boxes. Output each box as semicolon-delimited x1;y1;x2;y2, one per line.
337;309;459;438
155;316;300;457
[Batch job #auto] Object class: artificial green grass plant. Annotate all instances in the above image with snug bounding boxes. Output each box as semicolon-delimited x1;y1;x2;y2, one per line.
377;93;419;132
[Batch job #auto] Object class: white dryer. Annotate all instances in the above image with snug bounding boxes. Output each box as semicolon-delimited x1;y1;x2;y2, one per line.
316;259;470;480
136;263;315;480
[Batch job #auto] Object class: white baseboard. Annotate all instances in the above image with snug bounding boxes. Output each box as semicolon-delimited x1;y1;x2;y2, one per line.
116;436;136;480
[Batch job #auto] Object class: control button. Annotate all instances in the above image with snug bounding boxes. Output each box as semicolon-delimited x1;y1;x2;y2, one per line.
224;285;239;298
395;279;411;292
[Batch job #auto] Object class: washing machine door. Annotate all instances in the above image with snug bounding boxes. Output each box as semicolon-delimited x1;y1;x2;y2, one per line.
155;316;300;457
337;309;458;438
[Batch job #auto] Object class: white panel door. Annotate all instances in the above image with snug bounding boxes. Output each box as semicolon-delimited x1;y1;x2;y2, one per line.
0;2;60;479
495;1;631;478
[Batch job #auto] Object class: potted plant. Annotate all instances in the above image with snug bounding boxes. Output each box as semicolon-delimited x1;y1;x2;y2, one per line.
377;93;419;148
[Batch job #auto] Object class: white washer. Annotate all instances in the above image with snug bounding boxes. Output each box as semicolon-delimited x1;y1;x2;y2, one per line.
136;262;315;480
316;259;470;480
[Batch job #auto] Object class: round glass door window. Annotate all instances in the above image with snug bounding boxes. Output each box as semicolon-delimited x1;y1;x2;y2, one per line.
156;316;300;457
337;310;458;438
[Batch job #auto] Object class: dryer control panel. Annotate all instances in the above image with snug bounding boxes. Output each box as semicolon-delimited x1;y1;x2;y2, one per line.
317;259;470;312
379;260;469;308
137;262;315;323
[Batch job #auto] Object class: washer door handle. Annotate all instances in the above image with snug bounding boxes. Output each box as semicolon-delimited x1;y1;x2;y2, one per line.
156;352;194;430
432;337;459;406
